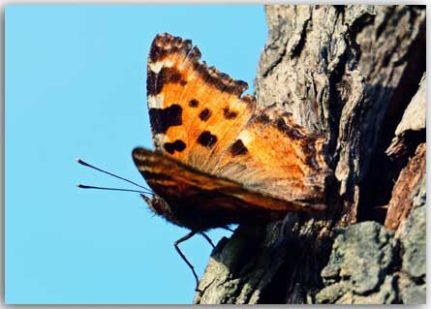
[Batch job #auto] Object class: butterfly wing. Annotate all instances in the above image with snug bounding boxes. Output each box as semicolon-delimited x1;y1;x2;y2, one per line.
146;33;255;172
214;105;331;203
132;147;325;231
145;33;331;209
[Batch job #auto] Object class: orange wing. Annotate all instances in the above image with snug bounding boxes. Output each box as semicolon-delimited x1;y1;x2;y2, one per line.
140;33;331;228
215;105;330;203
132;148;325;231
147;33;255;172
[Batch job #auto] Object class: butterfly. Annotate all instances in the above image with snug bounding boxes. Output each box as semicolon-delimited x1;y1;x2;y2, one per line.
131;33;331;289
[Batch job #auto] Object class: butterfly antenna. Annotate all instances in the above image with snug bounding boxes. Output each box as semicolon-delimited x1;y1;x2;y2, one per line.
77;184;153;196
76;158;152;194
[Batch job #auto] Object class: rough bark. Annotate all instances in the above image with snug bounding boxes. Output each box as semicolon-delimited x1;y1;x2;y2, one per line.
384;143;426;232
194;5;425;304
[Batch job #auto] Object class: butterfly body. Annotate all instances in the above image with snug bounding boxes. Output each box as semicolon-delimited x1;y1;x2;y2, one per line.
133;33;331;233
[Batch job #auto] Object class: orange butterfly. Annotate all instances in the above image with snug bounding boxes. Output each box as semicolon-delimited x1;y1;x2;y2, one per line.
131;33;331;288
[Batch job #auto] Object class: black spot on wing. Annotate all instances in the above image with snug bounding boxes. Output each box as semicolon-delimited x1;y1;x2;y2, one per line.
275;118;305;140
230;140;248;156
254;113;271;124
147;67;187;96
197;131;217;148
147;70;162;96
149;104;183;134
189;99;199;107
163;140;186;154
199;108;211;121
223;107;238;119
164;67;181;82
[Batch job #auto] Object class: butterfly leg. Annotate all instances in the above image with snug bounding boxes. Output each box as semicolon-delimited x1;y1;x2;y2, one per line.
174;231;200;291
200;232;215;249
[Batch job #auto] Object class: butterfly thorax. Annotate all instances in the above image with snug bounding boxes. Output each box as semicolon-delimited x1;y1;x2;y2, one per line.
141;194;222;231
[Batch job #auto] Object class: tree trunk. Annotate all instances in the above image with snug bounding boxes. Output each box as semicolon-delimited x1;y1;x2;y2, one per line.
194;5;426;304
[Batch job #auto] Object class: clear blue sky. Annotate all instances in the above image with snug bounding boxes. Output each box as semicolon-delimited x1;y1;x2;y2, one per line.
5;5;267;304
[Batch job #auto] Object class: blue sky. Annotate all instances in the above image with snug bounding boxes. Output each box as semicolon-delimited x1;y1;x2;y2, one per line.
5;5;267;304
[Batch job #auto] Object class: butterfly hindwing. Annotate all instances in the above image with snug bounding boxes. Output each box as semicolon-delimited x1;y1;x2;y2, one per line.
215;105;330;203
132;147;325;231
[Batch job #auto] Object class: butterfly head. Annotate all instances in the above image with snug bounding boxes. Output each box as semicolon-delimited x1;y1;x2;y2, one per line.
140;194;174;218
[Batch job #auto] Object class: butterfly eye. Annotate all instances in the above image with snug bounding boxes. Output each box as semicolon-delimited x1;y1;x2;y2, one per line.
152;196;174;215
